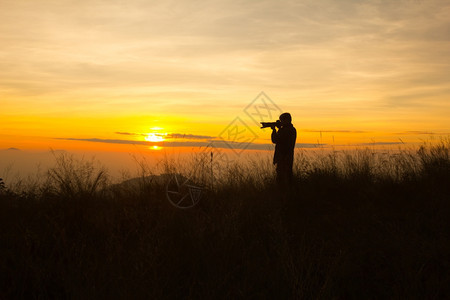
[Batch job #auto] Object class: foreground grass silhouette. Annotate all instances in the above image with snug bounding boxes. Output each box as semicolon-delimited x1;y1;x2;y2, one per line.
1;140;449;298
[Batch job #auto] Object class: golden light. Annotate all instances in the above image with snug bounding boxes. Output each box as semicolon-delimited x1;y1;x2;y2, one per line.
145;133;165;142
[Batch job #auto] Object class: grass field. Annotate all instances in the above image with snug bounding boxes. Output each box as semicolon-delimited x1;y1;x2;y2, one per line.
1;140;449;299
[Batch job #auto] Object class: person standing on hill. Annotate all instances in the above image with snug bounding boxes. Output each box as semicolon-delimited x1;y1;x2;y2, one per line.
271;112;297;186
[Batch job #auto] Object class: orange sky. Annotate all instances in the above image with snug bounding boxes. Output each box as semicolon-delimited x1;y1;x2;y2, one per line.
1;0;449;157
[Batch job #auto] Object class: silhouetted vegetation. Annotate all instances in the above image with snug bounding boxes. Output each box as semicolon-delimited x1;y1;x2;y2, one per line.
1;140;449;299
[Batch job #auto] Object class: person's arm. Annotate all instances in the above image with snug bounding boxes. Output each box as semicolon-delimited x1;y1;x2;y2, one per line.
272;127;288;144
271;127;278;144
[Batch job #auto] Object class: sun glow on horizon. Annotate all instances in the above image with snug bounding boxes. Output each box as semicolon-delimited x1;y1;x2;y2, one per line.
144;132;166;142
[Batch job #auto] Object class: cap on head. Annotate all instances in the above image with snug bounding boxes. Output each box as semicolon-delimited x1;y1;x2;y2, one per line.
279;112;292;123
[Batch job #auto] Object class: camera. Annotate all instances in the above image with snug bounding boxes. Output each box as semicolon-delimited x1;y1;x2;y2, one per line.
260;120;281;129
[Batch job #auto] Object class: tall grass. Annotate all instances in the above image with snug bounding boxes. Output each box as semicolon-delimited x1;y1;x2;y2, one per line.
0;140;449;298
47;152;109;198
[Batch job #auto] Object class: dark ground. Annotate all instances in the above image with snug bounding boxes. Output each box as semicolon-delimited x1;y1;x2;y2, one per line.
0;145;449;299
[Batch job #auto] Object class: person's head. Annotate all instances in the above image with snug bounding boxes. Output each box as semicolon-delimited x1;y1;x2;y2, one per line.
279;112;292;126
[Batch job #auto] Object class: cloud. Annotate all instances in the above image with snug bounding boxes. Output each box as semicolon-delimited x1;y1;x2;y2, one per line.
115;131;215;140
296;143;326;149
396;131;436;135
114;132;146;136
55;137;219;148
3;0;449;98
353;142;404;146
58;138;149;146
302;130;369;133
55;137;323;150
166;133;216;140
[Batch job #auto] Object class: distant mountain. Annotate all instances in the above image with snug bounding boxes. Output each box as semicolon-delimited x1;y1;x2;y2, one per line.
110;173;189;190
111;174;171;189
5;147;20;151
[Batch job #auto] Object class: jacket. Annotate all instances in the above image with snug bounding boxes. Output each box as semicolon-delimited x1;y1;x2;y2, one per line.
271;123;297;165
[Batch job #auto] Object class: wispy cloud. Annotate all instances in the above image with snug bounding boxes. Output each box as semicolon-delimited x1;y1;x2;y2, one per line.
56;137;220;148
395;131;436;135
55;137;323;150
58;138;149;146
302;130;369;134
115;131;215;140
114;132;146;136
166;133;215;140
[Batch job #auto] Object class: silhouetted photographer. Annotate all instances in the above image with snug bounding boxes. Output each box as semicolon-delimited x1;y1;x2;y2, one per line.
262;113;297;186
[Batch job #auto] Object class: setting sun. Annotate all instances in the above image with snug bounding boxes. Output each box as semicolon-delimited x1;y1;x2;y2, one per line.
145;133;166;143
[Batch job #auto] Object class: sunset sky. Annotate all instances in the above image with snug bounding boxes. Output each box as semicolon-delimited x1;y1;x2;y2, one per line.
1;0;449;155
